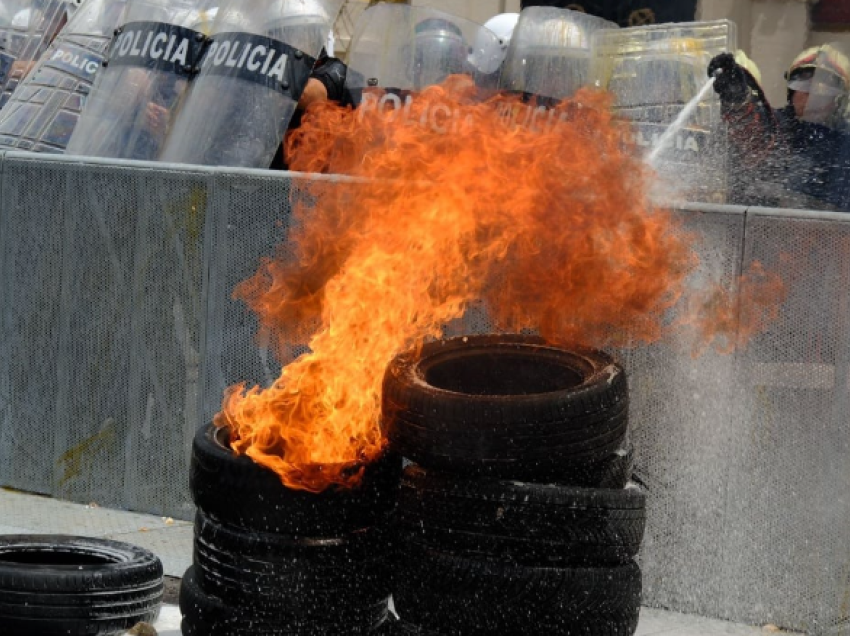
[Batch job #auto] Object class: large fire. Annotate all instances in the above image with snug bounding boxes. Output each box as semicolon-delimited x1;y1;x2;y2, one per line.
213;80;784;492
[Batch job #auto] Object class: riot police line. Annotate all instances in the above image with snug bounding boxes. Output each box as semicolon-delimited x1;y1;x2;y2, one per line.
0;0;846;210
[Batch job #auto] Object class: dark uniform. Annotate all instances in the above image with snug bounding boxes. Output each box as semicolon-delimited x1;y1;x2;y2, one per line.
708;52;850;211
270;52;353;170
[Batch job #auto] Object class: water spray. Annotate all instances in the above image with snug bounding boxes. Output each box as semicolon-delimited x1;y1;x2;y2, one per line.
646;76;716;167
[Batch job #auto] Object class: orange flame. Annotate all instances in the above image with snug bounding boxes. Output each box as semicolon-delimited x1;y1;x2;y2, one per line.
679;260;787;357
214;82;781;492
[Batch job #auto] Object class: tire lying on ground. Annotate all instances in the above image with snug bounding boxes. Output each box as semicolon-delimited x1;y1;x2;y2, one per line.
192;510;391;618
397;465;646;565
190;421;403;535
180;565;386;636
393;547;641;636
381;335;629;483
0;534;163;635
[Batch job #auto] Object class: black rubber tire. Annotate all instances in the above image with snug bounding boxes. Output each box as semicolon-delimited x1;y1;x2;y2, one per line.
190;421;403;535
384;617;442;635
192;510;391;614
393;548;641;635
0;534;162;636
179;566;387;636
562;443;634;489
396;465;645;566
381;335;629;481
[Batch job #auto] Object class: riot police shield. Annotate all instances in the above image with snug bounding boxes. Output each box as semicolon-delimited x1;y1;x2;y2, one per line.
344;3;500;129
796;42;850;130
64;0;217;161
159;0;343;168
592;20;737;204
0;0;129;152
0;0;72;107
498;7;616;103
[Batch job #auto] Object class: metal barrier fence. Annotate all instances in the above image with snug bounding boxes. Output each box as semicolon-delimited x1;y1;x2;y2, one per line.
0;151;848;633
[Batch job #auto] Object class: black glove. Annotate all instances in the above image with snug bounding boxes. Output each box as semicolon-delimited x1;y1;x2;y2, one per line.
708;52;749;103
310;57;348;103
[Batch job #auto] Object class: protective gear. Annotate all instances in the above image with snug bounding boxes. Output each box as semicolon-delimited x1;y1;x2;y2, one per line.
708;52;751;104
734;49;761;86
0;0;131;152
159;0;345;168
467;12;517;75
310;54;348;102
710;43;850;210
184;7;218;35
412;17;467;88
787;45;850;96
344;3;492;99
65;0;218;160
268;51;352;170
499;6;616;101
785;44;850;128
265;0;335;54
0;0;70;107
595;20;736;204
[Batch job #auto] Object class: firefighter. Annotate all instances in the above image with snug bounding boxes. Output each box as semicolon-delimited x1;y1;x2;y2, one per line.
708;45;850;210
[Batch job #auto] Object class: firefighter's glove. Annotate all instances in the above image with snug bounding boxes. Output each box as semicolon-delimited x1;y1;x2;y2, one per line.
708;53;749;104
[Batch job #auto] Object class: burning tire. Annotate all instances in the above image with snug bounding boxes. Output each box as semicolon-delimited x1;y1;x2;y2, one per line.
381;335;629;482
190;422;403;534
184;422;401;634
397;465;646;565
179;565;386;636
0;534;163;635
393;547;641;635
192;510;391;617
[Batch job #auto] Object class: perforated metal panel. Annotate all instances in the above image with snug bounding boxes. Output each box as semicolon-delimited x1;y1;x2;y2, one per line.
0;152;65;495
2;153;850;632
0;153;211;519
200;170;295;426
718;208;850;634
613;204;748;621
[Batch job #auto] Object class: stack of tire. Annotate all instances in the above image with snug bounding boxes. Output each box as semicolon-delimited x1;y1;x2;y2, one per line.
180;422;403;635
381;335;646;635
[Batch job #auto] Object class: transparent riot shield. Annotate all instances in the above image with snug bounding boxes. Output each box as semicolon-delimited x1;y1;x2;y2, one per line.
158;0;343;168
0;0;130;152
499;7;617;103
344;3;500;131
0;0;72;107
797;42;850;131
592;20;737;204
64;0;217;161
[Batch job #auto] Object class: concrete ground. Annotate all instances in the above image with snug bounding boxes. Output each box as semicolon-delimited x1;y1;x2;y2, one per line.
0;487;803;636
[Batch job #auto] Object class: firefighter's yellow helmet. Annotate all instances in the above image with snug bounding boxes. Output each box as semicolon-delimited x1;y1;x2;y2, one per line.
787;44;850;96
734;49;762;86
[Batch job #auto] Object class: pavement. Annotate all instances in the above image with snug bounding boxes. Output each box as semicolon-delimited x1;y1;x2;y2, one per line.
0;487;804;636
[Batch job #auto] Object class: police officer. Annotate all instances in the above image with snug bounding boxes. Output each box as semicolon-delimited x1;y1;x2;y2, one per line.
269;48;355;170
708;45;850;210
